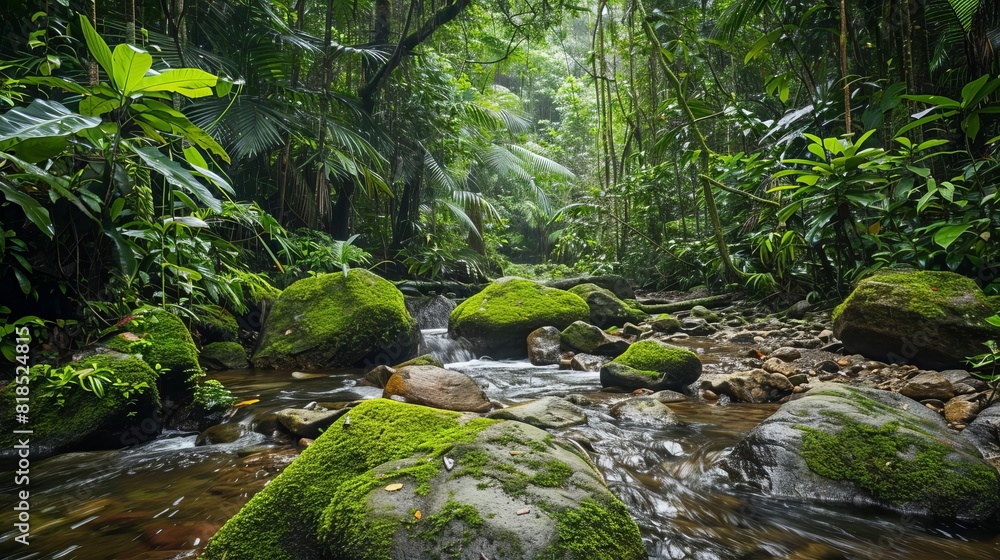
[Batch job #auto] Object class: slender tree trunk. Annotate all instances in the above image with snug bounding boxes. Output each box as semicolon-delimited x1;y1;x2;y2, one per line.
88;0;98;86
840;0;851;133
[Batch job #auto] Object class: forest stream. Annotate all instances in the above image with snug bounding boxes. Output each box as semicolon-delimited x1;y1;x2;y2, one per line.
2;328;1000;560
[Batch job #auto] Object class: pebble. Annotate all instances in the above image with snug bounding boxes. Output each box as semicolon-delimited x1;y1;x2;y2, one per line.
702;390;718;400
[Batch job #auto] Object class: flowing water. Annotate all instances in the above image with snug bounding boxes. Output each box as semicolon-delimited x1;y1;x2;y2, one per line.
2;332;1000;559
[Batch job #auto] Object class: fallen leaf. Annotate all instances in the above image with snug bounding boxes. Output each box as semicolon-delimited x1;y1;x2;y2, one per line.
414;510;422;520
385;483;403;492
284;329;293;335
509;451;521;456
119;332;141;342
516;507;530;515
234;399;260;407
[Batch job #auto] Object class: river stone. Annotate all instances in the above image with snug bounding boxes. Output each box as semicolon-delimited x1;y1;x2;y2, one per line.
721;382;1000;524
199;341;249;370
899;371;955;401
487;396;586;429
600;340;702;392
652;390;687;403
276;408;347;439
560;321;630;356
527;326;562;366
770;347;802;362
254;269;419;370
610;396;679;426
570;353;605;372
762;357;797;376
449;278;589;359
406;295;456;329
200;399;646;560
962;402;1000;470
832;270;1000;370
196;423;245;446
362;365;396;388
567;283;646;328
383;365;492;413
545;274;635;300
680;316;715;335
650;314;682;334
715;369;794;403
945;397;981;424
0;353;162;458
690;305;720;323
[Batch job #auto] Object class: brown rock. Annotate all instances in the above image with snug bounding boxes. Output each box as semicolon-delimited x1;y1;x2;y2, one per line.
899;371;955;401
945;397;981;424
362;365;396;388
527;326;562;366
762;357;797;376
383;365;492;413
770;347;802;362
718;369;794;403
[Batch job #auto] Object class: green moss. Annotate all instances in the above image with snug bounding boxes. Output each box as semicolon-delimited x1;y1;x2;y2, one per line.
394;353;444;369
568;283;646;328
254;269;417;368
798;416;1000;518
126;308;202;378
417;500;484;547
201;399;496;560
531;460;574;487
449;279;589;354
199;341;248;370
836;270;996;322
198;305;240;343
0;354;160;453
612;339;700;378
540;497;646;560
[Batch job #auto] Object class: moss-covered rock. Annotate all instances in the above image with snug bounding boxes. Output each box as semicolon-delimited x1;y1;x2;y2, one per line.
109;308;201;398
832;270;1000;370
200;341;249;370
560;321;629;356
0;353;161;458
201;398;644;560
649;313;682;334
448;279;590;359
567;283;646;329
689;305;720;323
600;339;702;392
197;305;240;343
254;270;419;369
545;275;635;300
721;383;1000;524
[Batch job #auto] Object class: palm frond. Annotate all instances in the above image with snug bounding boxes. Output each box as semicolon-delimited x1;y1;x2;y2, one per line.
504;144;576;179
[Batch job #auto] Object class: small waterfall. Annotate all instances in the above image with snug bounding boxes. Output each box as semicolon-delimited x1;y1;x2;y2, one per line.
421;328;476;364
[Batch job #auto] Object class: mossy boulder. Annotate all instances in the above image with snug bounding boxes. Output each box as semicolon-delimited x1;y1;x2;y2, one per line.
560;321;630;356
0;353;161;458
567;283;646;329
721;383;1000;524
110;308;202;398
650;314;682;334
196;305;240;343
545;274;635;300
254;270;419;370
599;340;702;392
200;398;645;560
832;270;1000;370
200;341;249;370
448;279;590;359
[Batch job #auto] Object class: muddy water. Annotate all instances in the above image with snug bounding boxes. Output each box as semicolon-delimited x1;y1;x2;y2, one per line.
1;335;999;559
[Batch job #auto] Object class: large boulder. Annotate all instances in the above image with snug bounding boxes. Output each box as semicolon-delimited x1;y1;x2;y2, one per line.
527;326;562;366
405;295;456;330
383;365;493;413
545;274;635;300
560;321;630;356
448;279;589;359
963;401;1000;470
109;308;202;398
567;283;646;329
600;340;701;392
832;270;1000;370
201;398;646;560
200;341;248;371
487;396;587;429
254;270;419;370
0;353;161;458
721;383;1000;524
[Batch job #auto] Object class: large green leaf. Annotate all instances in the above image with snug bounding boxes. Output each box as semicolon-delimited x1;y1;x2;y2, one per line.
933;223;971;249
134;69;217;98
0;99;101;142
132;146;222;212
111;44;152;95
78;15;113;77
